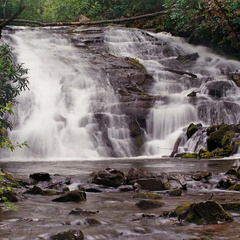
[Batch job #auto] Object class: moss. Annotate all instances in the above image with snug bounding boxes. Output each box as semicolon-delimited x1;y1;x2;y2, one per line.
199;149;214;158
206;125;217;136
221;202;240;211
221;131;235;147
212;147;232;157
133;192;162;199
174;202;192;216
182;153;198;158
228;183;240;191
187;123;199;139
127;58;145;72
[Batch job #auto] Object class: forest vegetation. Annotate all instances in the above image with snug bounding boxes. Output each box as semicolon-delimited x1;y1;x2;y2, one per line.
0;0;239;59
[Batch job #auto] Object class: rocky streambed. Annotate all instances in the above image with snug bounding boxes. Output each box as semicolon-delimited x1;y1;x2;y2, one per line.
0;158;240;240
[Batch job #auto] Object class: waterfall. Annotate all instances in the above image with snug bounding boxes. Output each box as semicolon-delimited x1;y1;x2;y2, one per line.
2;27;134;160
104;27;240;157
2;26;240;159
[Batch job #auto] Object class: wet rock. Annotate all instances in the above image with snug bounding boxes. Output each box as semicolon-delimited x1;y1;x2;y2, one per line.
24;185;43;194
199;149;214;159
228;183;240;191
217;177;234;189
50;229;84;240
126;167;153;183
136;178;168;191
221;201;240;211
85;218;101;225
166;189;183;196
135;200;164;210
177;53;199;62
229;71;240;87
173;201;233;224
0;190;18;202
192;172;212;181
69;208;99;216
133;192;162;199
118;185;134;192
226;159;240;178
1;169;29;187
52;190;86;202
187;123;202;139
91;168;125;187
205;80;233;98
29;172;51;182
182;153;198;158
187;91;197;97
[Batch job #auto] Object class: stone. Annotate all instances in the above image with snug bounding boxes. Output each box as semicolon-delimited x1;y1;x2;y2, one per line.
135;200;164;210
187;123;201;139
85;218;101;225
118;185;134;192
226;159;240;178
24;185;43;195
29;172;51;182
91;168;125;187
217;178;233;189
133;192;162;199
166;189;183;196
192;172;212;181
221;201;240;211
136;178;168;191
0;190;18;202
50;229;84;240
228;183;240;191
182;153;198;158
126;167;153;183
229;71;240;87
69;208;99;216
52;190;86;202
173;201;233;224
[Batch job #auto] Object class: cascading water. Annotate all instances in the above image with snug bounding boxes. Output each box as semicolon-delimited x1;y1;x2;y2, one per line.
104;27;240;157
2;27;134;160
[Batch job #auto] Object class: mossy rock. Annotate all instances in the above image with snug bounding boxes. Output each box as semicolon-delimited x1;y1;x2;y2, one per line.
127;58;145;72
52;190;86;202
133;192;162;199
228;183;240;191
135;200;164;210
212;147;232;157
50;229;84;240
182;153;198;158
187;123;201;139
221;131;235;147
199;149;214;159
221;202;240;211
173;201;233;224
206;125;217;136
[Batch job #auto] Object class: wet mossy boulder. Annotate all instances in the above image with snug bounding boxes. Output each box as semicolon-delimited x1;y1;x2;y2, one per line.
133;192;162;199
50;229;84;240
226;159;240;178
52;190;86;202
187;123;202;139
199;149;214;159
221;201;240;211
182;153;198;158
173;201;233;224
135;199;164;210
91;168;125;187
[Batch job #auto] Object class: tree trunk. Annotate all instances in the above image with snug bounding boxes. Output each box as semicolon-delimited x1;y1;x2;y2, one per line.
0;11;166;28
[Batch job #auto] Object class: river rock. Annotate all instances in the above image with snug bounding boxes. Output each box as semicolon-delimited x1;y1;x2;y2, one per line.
69;208;99;216
118;185;134;192
187;123;202;139
133;192;162;199
29;172;51;182
226;159;240;178
24;185;43;194
221;201;240;211
136;178;168;191
52;190;86;202
166;189;183;196
91;168;125;187
85;218;101;225
126;167;153;183
229;71;240;87
0;190;18;202
192;172;212;181
50;229;84;240
135;199;164;210
173;201;233;224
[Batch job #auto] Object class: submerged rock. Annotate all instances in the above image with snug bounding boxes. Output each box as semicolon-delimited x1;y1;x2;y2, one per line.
135;199;164;210
133;192;162;199
91;168;125;187
52;190;86;202
173;201;233;224
50;229;84;240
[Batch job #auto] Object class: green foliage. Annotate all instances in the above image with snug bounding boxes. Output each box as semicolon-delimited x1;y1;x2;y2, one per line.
0;43;28;151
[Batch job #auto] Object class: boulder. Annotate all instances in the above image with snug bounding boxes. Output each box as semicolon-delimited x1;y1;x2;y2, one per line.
91;168;125;187
126;167;153;183
29;172;51;182
50;229;84;240
187;123;202;139
135;200;164;210
24;185;43;195
52;190;86;202
136;178;168;191
173;201;233;224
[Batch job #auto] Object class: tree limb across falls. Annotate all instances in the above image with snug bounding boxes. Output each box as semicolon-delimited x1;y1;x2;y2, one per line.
0;11;167;27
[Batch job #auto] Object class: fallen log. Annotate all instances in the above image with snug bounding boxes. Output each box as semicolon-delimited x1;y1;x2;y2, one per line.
0;11;167;27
